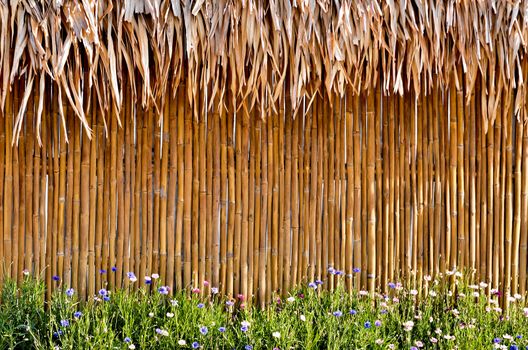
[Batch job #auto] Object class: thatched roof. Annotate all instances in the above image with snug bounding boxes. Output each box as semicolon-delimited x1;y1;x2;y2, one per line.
3;0;528;139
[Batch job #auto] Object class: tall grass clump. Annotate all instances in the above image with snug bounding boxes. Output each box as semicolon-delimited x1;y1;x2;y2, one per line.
1;269;528;349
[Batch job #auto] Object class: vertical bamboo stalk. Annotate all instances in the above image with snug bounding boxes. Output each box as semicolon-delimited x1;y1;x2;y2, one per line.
309;98;318;283
191;109;199;286
512;107;523;296
519;113;528;295
382;95;390;290
504;93;513;311
283;104;292;294
89;94;98;296
0;86;4;282
220;104;228;291
302;104;312;283
433;86;441;277
259;113;268;306
133;110;143;287
457;74;466;271
109;109;118;287
375;91;383;283
469;89;477;275
325;97;333;288
153;109;161;276
478;79;488;282
201;105;209;287
79;103;91;296
71;115;81;292
253;115;262;296
234;111;242;295
213;107;221;288
13;83;21;282
167;92;178;289
147;112;155;278
339;98;347;275
160;99;172;287
39;90;48;279
417;91;424;283
95;108;105;292
345;90;354;290
290;110;299;288
493;96;502;291
440;87;448;275
410;92;418;286
116;108;125;287
241;109;250;299
353;93;361;289
449;78;458;273
248;111;256;298
183;100;193;287
278;103;285;293
4;86;13;281
389;95;396;283
122;89;132;283
226;99;235;296
361;95;368;289
45;107;55;297
140;107;148;283
367;89;376;295
175;88;185;290
25;90;34;273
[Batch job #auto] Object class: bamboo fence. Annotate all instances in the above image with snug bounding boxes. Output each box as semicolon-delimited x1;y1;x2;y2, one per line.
0;71;526;312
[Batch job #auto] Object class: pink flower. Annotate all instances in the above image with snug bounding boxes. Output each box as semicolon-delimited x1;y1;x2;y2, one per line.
203;280;210;287
237;294;245;301
192;288;201;294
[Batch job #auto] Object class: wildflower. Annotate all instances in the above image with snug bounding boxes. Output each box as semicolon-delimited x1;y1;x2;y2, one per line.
469;284;479;290
353;267;361;273
218;327;226;333
374;320;382;327
111;266;117;272
178;340;186;346
349;309;357;315
60;320;69;327
364;321;371;329
315;279;323;285
148;312;154;317
287;296;295;303
127;272;137;282
166;312;174;318
515;294;522;300
22;269;29;276
375;339;383;345
52;275;60;281
192;342;200;349
308;282;317;289
99;269;107;274
226;300;234;306
129;345;136;350
155;328;169;336
452;309;460;316
158;286;169;295
509;345;518;350
328;267;336;274
103;295;110;301
473;291;480;298
333;310;343;317
200;326;208;335
410;289;418;296
211;287;219;294
197;303;205;309
237;294;245;301
74;311;82;318
192;288;201;294
455;271;463;277
272;331;281;338
171;299;178;306
151;273;160;279
145;276;152;284
335;270;344;276
124;337;132;343
245;346;253;350
480;282;489;288
415;340;424;348
241;325;249;332
429;291;437;297
410;347;418;350
430;337;438;343
435;329;442;335
300;315;306;321
493;338;502;344
388;345;395;350
403;321;414;331
203;280;210;287
504;335;513;341
359;290;369;296
66;288;75;297
424;275;432;281
393;297;400;303
388;282;396;289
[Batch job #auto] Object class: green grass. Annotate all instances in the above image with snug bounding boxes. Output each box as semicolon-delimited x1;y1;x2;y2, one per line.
1;271;527;349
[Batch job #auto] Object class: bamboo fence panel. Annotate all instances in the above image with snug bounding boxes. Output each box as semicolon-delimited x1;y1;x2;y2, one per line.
0;79;527;306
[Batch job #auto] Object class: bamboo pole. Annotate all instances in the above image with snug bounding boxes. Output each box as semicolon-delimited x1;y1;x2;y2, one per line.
234;110;242;295
433;86;441;277
278;100;285;294
226;97;235;296
183;98;193;287
95;105;105;292
382;94;389;290
302;102;312;283
122;88;132;284
417;90;424;284
492;96;502;291
504;93;513;311
159;100;170;282
0;86;4;282
89;93;98;296
115;107;125;287
133;109;143;288
253;115;262;296
456;72;466;271
153;107;161;277
361;95;368;289
109;108;118;288
345;89;354;290
520;114;528;295
248;110;256;298
241;108;250;299
512;107;523;296
71;115;81;292
469;89;477;275
213;107;221;289
167;91;178;290
259;112;269;306
309;98;319;283
353;93;362;289
283;100;292;295
79;100;91;296
200;104;208;287
290;109;299;288
25;89;34;274
316;98;324;285
375;91;382;284
4;85;13;281
175;87;185;290
220;104;228;291
367;89;376;295
449;77;458;273
13;82;21;282
388;94;395;283
140;106;148;283
325;97;333;288
191;108;199;287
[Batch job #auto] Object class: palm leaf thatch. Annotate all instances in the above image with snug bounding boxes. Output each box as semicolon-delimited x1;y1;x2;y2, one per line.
2;0;528;140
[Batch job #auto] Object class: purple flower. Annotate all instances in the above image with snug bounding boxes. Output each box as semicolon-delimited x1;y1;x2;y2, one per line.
111;266;117;272
381;309;388;314
211;287;219;294
493;338;502;344
98;288;108;296
192;342;200;349
349;309;357;315
60;320;69;327
124;337;132;343
241;325;249;332
200;326;208;335
158;286;169;295
353;267;361;273
388;282;396;289
315;280;323;285
99;269;107;274
66;288;74;297
333;311;343;317
364;321;371;329
308;282;317;289
197;303;205;309
510;345;519;350
52;275;60;281
73;311;82;318
103;296;110;301
335;270;344;276
53;330;63;338
410;347;418;350
218;327;226;333
374;320;382;327
328;267;336;274
226;300;234;307
245;346;253;350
